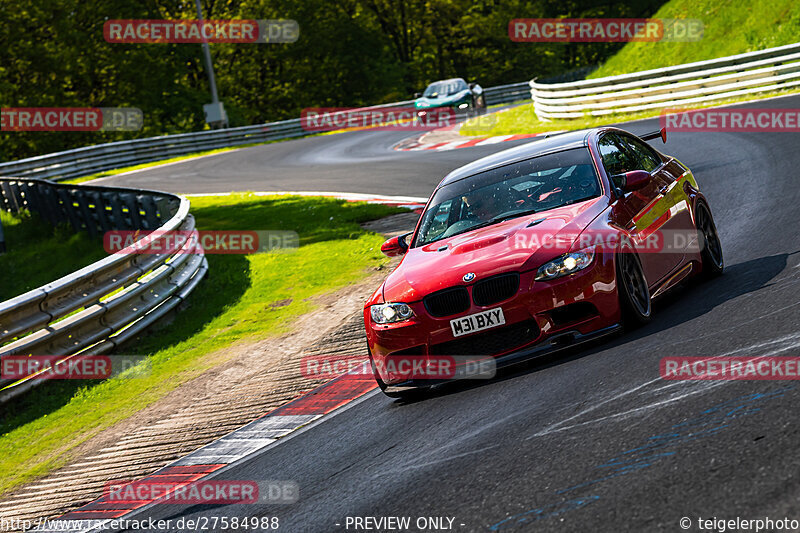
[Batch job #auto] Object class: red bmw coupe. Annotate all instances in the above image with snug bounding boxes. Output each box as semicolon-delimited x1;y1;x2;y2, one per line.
364;127;723;397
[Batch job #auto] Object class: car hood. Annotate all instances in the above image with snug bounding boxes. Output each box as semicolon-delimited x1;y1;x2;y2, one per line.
415;90;470;108
383;198;606;303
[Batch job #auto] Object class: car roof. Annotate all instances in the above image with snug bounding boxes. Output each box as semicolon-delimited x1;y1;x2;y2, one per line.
438;128;594;187
427;78;466;86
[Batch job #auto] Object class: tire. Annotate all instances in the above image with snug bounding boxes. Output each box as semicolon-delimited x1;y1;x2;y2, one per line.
369;354;390;392
616;246;652;328
476;94;487;114
695;202;724;279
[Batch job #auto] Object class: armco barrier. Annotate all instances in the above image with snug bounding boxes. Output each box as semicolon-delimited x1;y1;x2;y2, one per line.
531;42;800;120
0;177;208;402
0;118;312;182
0;81;537;182
483;82;531;106
0;100;415;182
483;67;597;107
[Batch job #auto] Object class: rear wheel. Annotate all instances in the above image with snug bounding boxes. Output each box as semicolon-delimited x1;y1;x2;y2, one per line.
617;247;652;328
696;203;723;279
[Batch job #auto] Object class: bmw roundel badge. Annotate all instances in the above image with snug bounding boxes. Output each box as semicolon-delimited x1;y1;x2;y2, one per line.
463;272;476;282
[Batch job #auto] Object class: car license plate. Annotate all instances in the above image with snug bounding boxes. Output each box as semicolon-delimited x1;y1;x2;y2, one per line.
450;308;505;338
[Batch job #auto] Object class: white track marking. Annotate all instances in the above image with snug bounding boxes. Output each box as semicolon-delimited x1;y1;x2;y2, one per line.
173;414;320;465
475;135;516;145
529;333;800;438
433;140;473;151
184;190;428;204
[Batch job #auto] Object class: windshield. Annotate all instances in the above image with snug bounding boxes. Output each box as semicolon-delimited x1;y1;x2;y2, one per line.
413;148;601;247
423;80;467;97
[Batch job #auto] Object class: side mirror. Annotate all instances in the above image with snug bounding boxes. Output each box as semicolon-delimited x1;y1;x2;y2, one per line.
414;92;421;99
616;170;652;192
380;233;410;257
468;83;476;90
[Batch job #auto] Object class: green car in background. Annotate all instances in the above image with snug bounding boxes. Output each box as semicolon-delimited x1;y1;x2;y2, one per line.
414;78;486;120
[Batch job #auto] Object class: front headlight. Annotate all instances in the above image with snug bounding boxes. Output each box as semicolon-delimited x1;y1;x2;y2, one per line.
535;249;595;281
370;303;415;324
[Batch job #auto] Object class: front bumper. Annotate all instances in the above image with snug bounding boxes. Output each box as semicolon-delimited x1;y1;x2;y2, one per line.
415;98;471;114
365;250;621;387
380;323;622;394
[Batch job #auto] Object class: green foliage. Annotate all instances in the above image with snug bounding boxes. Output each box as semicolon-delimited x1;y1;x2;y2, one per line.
590;0;800;78
1;0;665;161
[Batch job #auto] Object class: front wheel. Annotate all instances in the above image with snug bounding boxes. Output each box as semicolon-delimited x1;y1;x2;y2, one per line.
368;346;429;400
617;247;652;328
696;203;724;279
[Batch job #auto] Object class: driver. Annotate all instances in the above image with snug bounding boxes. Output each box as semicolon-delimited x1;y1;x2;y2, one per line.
466;188;506;221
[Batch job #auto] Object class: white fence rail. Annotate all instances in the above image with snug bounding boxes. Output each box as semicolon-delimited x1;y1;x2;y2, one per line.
530;42;800;120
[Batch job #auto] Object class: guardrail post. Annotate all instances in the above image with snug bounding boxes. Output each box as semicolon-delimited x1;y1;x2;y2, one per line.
0;214;5;254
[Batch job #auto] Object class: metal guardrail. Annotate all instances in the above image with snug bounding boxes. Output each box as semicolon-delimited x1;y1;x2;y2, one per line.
0;80;537;182
482;67;599;107
0;101;415;182
0;119;309;182
483;82;531;106
530;42;800;120
0;177;208;401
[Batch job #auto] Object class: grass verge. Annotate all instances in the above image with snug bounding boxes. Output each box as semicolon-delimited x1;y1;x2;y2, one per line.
0;194;402;495
0;211;107;301
460;0;800;138
590;0;800;79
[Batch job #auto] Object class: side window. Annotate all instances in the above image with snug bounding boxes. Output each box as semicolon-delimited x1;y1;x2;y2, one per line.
597;134;638;179
619;134;662;172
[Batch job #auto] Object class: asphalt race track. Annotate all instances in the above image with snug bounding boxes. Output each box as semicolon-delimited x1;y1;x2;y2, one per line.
89;129;533;197
108;96;800;531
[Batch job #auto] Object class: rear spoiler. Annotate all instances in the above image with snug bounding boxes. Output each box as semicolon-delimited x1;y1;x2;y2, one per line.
641;127;667;144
